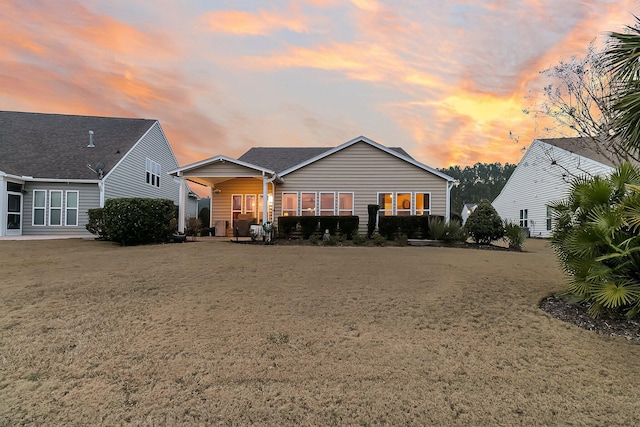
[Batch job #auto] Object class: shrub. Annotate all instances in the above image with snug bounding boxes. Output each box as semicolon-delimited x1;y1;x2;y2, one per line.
319;216;339;237
427;217;447;240
396;233;408;246
352;233;367;246
465;200;505;244
367;204;380;238
86;208;108;239
277;216;298;238
442;220;467;243
372;233;386;246
338;216;359;239
309;234;320;245
378;216;401;240
102;198;177;246
198;207;210;228
299;216;319;239
504;221;525;249
323;235;340;246
186;216;201;237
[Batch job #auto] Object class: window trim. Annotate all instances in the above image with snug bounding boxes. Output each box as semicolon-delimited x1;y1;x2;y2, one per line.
519;209;529;228
33;189;46;226
145;158;161;188
415;192;431;216
396;192;412;216
546;206;552;231
319;192;336;216
231;194;242;219
377;192;393;217
49;190;63;226
282;192;299;216
301;192;317;216
65;190;79;226
338;192;354;216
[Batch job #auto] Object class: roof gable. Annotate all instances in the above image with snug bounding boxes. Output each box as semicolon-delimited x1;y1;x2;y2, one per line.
536;137;617;168
276;136;454;181
0;111;157;180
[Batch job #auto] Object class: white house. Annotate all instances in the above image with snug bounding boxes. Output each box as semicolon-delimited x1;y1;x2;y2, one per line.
492;137;615;238
0;111;192;237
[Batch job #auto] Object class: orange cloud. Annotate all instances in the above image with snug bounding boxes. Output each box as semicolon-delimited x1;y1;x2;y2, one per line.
202;3;311;35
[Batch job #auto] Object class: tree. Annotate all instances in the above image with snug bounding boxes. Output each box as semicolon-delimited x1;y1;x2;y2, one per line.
464;200;505;245
439;162;516;215
524;42;636;164
549;162;640;318
603;17;640;160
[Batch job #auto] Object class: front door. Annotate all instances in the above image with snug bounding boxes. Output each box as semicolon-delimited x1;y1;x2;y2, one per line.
6;192;22;235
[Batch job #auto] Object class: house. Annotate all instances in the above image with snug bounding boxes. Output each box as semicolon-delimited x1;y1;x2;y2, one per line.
169;136;456;236
461;203;477;224
0;111;186;237
492;137;616;238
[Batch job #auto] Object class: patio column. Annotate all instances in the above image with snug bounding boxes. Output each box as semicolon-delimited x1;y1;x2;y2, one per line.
177;174;186;233
262;173;268;223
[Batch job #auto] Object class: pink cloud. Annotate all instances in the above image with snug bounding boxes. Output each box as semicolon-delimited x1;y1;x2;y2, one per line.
201;3;312;35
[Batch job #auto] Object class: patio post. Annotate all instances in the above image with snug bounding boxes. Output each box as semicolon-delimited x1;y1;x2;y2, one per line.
177;173;186;233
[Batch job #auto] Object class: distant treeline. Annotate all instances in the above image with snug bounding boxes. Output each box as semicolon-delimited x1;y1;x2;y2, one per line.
438;162;517;215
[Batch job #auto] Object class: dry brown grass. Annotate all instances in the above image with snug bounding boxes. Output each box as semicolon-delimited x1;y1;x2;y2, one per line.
1;238;639;426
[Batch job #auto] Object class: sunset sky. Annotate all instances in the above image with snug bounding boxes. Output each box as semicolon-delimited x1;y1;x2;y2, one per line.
2;0;639;171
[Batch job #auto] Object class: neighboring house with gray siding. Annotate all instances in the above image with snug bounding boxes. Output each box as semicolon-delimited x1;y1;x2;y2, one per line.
0;111;186;237
492;137;615;238
169;135;455;236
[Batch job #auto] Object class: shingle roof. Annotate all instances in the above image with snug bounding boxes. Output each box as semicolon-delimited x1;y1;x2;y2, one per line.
238;146;413;173
537;137;617;168
0;111;156;180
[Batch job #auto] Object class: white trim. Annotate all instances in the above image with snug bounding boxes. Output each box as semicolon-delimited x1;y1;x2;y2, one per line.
278;135;455;182
48;190;63;226
337;192;354;216
319;191;336;216
32;189;46;226
169;155;278;177
281;192;298;216
396;191;412;216
300;191;317;216
416;192;432;216
65;190;79;226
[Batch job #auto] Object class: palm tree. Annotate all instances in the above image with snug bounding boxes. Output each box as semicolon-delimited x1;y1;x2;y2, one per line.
604;18;640;160
549;163;640;317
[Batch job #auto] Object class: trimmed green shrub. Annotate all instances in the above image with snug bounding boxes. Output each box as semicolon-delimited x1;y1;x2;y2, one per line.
465;200;505;244
86;208;108;239
277;216;298;238
504;221;525;249
372;233;387;246
367;204;380;238
352;233;367;246
319;216;339;236
378;216;401;240
337;216;359;239
299;216;319;239
102;198;177;246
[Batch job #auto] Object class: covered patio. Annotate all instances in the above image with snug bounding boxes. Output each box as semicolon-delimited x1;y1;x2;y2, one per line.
169;156;282;236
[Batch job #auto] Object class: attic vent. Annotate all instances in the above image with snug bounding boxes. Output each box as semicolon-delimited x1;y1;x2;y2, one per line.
88;130;95;148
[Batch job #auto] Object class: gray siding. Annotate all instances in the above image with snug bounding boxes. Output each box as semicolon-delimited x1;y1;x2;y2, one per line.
275;141;448;232
22;182;99;237
492;140;614;237
103;122;180;205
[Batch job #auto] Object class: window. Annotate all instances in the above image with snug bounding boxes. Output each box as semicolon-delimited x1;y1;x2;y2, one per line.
546;206;553;231
66;191;79;226
519;209;528;228
145;158;161;188
301;192;316;216
319;192;335;216
338;193;354;216
245;195;256;219
416;193;431;216
231;194;242;219
396;193;411;216
33;190;46;226
7;182;22;192
378;193;393;217
282;193;298;216
49;190;62;226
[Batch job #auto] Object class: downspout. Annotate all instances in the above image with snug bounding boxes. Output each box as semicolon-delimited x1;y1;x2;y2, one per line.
262;172;278;223
446;180;455;223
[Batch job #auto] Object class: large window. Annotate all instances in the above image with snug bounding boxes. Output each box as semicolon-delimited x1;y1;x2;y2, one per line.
245;195;256;219
66;191;79;226
33;190;46;226
416;193;431;216
231;194;242;219
338;193;354;216
282;193;298;216
49;190;62;226
378;193;393;216
145;158;161;188
301;192;316;216
396;193;412;216
519;209;528;228
319;192;335;216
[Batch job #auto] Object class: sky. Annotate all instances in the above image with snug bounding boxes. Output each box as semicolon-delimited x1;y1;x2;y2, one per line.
2;0;640;173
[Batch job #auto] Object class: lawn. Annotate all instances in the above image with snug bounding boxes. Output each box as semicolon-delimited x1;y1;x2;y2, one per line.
1;238;639;426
